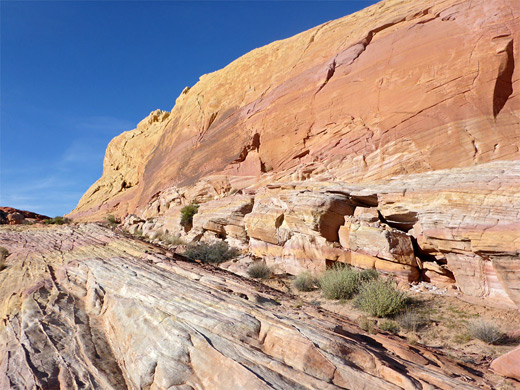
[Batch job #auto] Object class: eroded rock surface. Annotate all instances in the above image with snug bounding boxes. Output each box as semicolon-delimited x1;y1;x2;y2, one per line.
0;224;499;389
116;161;520;308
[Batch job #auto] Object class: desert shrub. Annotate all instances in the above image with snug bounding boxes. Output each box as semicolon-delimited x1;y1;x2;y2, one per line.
398;310;428;332
358;315;376;333
180;204;199;228
158;233;185;246
468;320;504;344
247;262;272;279
294;272;318;292
359;268;379;283
319;264;360;300
44;216;70;225
380;320;400;334
184;241;239;264
355;279;408;317
106;214;119;226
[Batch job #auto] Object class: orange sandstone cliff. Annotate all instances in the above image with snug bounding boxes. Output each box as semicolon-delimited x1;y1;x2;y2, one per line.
69;0;520;308
70;0;519;221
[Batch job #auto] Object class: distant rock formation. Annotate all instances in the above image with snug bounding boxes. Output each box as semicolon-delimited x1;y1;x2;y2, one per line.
0;207;49;225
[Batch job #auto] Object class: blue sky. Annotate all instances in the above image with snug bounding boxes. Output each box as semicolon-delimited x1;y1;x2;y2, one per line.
1;0;378;217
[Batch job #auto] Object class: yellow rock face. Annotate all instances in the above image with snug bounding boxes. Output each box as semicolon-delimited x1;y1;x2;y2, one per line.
70;0;520;221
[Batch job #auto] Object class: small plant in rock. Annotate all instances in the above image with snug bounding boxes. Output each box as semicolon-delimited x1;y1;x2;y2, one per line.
247;262;272;279
44;216;70;225
359;268;379;283
180;204;199;229
319;264;360;300
468;319;504;344
358;315;376;334
106;214;119;226
379;320;400;334
0;247;9;261
293;271;318;292
355;279;408;317
398;310;428;332
162;234;185;246
184;241;239;264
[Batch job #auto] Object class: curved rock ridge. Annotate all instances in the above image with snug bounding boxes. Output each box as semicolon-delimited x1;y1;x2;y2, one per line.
69;0;520;221
0;224;499;389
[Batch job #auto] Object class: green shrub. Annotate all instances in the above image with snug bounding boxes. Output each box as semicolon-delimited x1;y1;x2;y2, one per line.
358;315;376;333
319;264;360;300
44;216;70;225
355;279;408;317
380;320;400;334
359;268;379;283
184;241;239;264
293;272;318;292
157;233;185;246
398;310;427;332
106;214;119;226
180;204;199;228
468;320;504;344
247;262;272;279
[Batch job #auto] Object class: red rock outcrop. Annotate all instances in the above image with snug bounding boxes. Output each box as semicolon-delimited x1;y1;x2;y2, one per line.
69;0;520;222
0;224;502;389
491;345;520;381
0;207;49;224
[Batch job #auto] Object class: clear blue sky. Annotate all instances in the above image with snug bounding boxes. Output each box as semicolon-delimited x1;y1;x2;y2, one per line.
1;0;378;217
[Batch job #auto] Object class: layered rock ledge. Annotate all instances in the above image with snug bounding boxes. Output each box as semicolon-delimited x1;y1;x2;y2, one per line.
120;160;520;309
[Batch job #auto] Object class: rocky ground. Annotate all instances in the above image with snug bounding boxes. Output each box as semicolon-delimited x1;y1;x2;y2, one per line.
3;223;516;389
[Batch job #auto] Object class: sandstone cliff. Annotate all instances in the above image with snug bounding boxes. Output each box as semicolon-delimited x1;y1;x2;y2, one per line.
69;0;520;221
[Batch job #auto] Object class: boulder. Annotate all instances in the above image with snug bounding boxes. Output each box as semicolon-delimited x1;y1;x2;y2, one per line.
245;186;354;273
490;345;520;381
341;217;416;266
7;212;24;225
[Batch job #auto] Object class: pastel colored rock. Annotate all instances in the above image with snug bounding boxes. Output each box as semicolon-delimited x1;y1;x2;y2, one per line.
374;259;420;282
0;224;491;389
491;345;520;381
69;0;520;222
189;195;254;247
353;207;379;223
244;186;355;273
374;161;520;306
349;252;377;269
344;219;416;266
